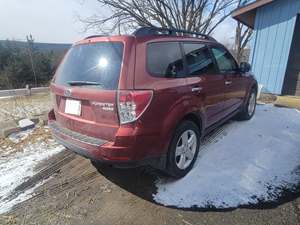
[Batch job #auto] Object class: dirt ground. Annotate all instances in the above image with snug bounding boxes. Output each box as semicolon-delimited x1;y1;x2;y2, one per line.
1;146;300;225
0;93;300;225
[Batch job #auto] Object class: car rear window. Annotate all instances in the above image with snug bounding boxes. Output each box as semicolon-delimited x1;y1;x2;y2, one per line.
54;42;123;90
147;42;185;77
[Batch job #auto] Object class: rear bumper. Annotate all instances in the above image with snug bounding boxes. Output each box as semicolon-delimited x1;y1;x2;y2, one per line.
49;121;166;169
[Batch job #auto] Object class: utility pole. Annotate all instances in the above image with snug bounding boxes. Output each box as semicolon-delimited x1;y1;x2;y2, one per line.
26;35;37;87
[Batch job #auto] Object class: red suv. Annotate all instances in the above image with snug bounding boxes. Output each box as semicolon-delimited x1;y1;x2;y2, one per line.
49;27;257;178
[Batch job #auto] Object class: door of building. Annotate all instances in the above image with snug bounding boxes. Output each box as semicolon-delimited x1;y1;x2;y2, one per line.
283;15;300;96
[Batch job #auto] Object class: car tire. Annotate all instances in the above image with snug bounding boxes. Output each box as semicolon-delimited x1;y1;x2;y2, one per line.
165;120;200;178
237;88;257;121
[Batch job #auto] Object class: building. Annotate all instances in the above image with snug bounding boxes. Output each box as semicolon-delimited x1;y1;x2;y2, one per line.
232;0;300;96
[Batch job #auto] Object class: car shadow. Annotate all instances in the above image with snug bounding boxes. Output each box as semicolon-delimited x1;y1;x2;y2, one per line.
91;120;300;212
91;162;160;202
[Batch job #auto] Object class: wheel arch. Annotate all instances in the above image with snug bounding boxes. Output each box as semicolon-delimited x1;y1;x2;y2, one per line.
251;81;258;92
164;113;203;177
180;112;204;136
243;79;258;106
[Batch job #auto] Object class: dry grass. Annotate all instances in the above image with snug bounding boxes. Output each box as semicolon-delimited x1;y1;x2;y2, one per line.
0;92;51;122
0;127;53;155
0;215;18;225
258;93;277;104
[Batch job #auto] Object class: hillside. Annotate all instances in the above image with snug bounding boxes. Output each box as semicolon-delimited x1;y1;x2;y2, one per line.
0;40;71;54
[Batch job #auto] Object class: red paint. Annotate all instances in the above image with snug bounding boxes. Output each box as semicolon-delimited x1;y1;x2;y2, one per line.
49;34;257;166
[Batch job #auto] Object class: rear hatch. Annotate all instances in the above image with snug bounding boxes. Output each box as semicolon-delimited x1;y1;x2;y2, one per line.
51;41;124;141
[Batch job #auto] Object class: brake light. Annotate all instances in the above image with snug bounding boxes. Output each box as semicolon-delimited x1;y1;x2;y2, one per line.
118;90;153;124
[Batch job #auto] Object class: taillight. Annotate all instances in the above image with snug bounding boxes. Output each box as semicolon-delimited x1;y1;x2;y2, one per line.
118;90;153;124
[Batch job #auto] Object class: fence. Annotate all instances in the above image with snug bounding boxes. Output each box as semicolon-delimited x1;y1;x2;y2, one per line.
0;87;49;97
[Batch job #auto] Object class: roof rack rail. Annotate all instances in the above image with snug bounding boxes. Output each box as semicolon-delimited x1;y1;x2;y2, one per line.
133;27;216;41
84;35;105;39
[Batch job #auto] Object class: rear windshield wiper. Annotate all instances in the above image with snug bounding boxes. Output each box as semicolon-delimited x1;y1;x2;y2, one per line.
67;81;102;86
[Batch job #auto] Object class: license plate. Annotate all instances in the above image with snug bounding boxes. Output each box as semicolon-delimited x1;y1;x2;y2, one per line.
65;99;81;116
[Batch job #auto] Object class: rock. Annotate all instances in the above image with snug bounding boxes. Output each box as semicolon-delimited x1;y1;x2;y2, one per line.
31;111;49;126
4;127;21;137
0;120;19;138
30;117;40;125
18;119;35;130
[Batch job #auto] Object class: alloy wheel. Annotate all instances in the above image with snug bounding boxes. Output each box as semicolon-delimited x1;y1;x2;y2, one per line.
248;92;256;116
175;130;197;170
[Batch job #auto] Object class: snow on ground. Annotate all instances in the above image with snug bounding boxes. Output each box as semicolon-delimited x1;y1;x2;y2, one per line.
0;130;64;214
154;105;300;209
8;129;34;144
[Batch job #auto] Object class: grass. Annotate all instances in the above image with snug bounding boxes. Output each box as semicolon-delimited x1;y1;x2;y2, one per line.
0;92;51;122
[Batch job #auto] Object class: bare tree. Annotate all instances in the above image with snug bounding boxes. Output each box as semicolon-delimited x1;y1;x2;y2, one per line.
26;35;37;87
81;0;238;35
234;0;253;64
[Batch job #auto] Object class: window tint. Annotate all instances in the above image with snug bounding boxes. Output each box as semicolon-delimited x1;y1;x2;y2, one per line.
54;42;123;90
211;47;238;73
147;42;185;77
183;43;216;76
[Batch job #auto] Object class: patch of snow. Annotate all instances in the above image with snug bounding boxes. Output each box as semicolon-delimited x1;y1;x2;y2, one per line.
0;178;50;214
0;141;64;214
154;105;300;209
8;129;34;144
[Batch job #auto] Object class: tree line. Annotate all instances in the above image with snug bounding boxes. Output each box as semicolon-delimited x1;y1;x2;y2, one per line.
0;35;64;90
0;0;251;91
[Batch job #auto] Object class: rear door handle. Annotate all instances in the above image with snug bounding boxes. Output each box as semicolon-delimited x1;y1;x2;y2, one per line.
225;81;232;86
191;87;202;92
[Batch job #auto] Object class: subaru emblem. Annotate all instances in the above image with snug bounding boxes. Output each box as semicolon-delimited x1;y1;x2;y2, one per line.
64;89;72;97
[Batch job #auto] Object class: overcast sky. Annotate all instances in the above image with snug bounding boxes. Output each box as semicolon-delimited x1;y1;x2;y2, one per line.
0;0;236;44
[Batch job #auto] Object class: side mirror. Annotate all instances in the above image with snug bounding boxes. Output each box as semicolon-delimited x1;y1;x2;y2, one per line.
240;62;251;73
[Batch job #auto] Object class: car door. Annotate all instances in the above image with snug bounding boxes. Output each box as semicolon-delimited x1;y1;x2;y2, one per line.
210;46;247;115
182;42;226;128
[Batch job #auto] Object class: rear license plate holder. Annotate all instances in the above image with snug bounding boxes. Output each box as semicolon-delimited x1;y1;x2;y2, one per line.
65;99;81;116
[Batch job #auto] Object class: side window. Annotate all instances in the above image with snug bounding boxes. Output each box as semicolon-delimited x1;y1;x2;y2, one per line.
211;47;238;73
183;43;217;76
147;42;185;77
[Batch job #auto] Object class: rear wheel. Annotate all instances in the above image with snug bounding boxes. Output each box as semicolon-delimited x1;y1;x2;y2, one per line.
166;120;200;178
237;88;257;120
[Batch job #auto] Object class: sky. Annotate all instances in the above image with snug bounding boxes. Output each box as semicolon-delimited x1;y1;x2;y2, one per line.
0;0;236;44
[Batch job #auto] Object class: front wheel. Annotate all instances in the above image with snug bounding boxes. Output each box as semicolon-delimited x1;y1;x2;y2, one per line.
165;120;200;178
237;88;257;120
